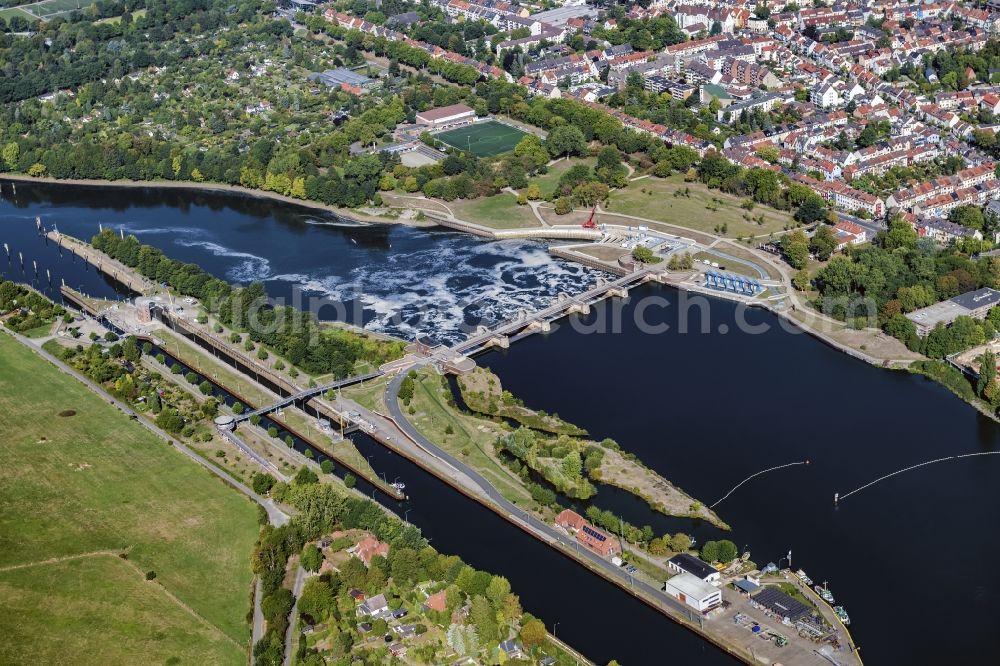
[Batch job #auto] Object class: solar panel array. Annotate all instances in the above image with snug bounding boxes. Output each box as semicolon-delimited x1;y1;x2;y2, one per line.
752;587;811;621
581;525;607;542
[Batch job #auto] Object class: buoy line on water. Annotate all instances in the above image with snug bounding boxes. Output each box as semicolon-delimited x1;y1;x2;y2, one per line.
836;451;1000;503
710;460;810;508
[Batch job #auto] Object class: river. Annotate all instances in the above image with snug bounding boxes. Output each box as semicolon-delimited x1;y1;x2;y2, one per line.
4;180;999;665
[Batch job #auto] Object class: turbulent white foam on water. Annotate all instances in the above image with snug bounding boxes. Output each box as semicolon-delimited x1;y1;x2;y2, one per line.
174;239;272;283
303;218;367;228
119;225;209;237
269;237;603;344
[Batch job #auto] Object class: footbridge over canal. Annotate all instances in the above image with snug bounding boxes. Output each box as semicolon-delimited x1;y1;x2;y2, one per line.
233;371;384;423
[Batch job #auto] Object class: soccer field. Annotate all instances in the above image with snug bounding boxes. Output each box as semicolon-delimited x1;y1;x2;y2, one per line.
435;121;530;157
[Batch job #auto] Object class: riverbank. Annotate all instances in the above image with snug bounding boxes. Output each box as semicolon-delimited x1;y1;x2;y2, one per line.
0;173;434;229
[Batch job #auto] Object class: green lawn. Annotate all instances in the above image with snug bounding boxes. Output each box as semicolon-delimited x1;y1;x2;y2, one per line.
609;174;795;238
448;193;540;229
435;121;529;157
0;5;35;21
0;333;259;658
0;556;243;666
408;369;534;507
528;157;596;199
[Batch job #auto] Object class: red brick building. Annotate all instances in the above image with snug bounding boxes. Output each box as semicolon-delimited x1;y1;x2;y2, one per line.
555;509;622;559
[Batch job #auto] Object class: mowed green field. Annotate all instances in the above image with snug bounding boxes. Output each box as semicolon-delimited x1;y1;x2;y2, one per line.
0;0;83;21
435;120;529;157
0;334;258;664
0;5;36;21
0;557;243;665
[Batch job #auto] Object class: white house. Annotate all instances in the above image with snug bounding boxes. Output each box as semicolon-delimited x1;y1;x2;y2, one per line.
667;553;721;583
811;83;841;108
663;573;723;613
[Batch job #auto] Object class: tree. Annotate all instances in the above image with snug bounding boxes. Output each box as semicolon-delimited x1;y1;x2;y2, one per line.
519;618;547;648
297;577;336;622
781;230;810;269
545;126;586;159
469;595;498;641
979;349;998;402
301;544;324;572
390;547;420;585
809;224;838;261
700;540;720;562
669;533;692;552
562;450;582;479
199;380;213;395
716;539;738;563
795;196;828;224
632;245;659;264
293;466;318;485
2;142;19;171
252;472;276;495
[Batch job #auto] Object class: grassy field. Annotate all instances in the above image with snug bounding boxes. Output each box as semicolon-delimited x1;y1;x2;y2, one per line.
408;369;535;507
0;5;35;20
94;6;145;23
447;193;540;229
435;121;529;157
0;333;258;660
1;0;84;20
608;174;795;238
0;556;243;666
527;157;596;199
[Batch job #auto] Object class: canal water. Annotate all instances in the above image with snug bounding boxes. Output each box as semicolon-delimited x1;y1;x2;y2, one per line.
4;180;1000;665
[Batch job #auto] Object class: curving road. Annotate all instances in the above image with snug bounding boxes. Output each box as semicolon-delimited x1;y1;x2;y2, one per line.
382;371;702;625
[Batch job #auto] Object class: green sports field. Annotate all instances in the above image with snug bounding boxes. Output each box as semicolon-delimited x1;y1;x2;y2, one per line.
435;120;530;157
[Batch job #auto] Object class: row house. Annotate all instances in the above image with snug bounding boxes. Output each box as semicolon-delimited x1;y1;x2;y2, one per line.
946;4;1000;33
886;164;999;211
606;50;655;72
917;217;984;244
798;174;886;217
663;34;727;58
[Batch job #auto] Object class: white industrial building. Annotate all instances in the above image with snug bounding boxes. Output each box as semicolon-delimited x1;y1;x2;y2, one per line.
663;573;722;613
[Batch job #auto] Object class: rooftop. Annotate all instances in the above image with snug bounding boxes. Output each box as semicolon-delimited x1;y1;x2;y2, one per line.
668;553;717;580
752;586;812;622
665;572;720;600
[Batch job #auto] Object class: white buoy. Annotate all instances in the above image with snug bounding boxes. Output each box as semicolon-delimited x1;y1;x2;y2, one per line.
3;243;8;258
834;492;839;504
18;251;23;266
99;223;103;232
119;228;124;239
32;260;37;274
46;269;51;283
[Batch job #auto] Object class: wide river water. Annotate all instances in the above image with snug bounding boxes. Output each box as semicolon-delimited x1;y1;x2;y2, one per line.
3;180;999;665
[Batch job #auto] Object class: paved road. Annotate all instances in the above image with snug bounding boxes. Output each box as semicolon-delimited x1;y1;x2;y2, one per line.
252;577;266;652
283;566;308;666
381;372;701;622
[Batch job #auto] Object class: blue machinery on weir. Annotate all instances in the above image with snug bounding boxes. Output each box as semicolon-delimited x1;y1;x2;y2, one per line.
703;270;762;295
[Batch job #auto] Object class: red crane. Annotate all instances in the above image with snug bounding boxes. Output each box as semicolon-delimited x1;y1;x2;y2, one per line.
582;205;598;229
